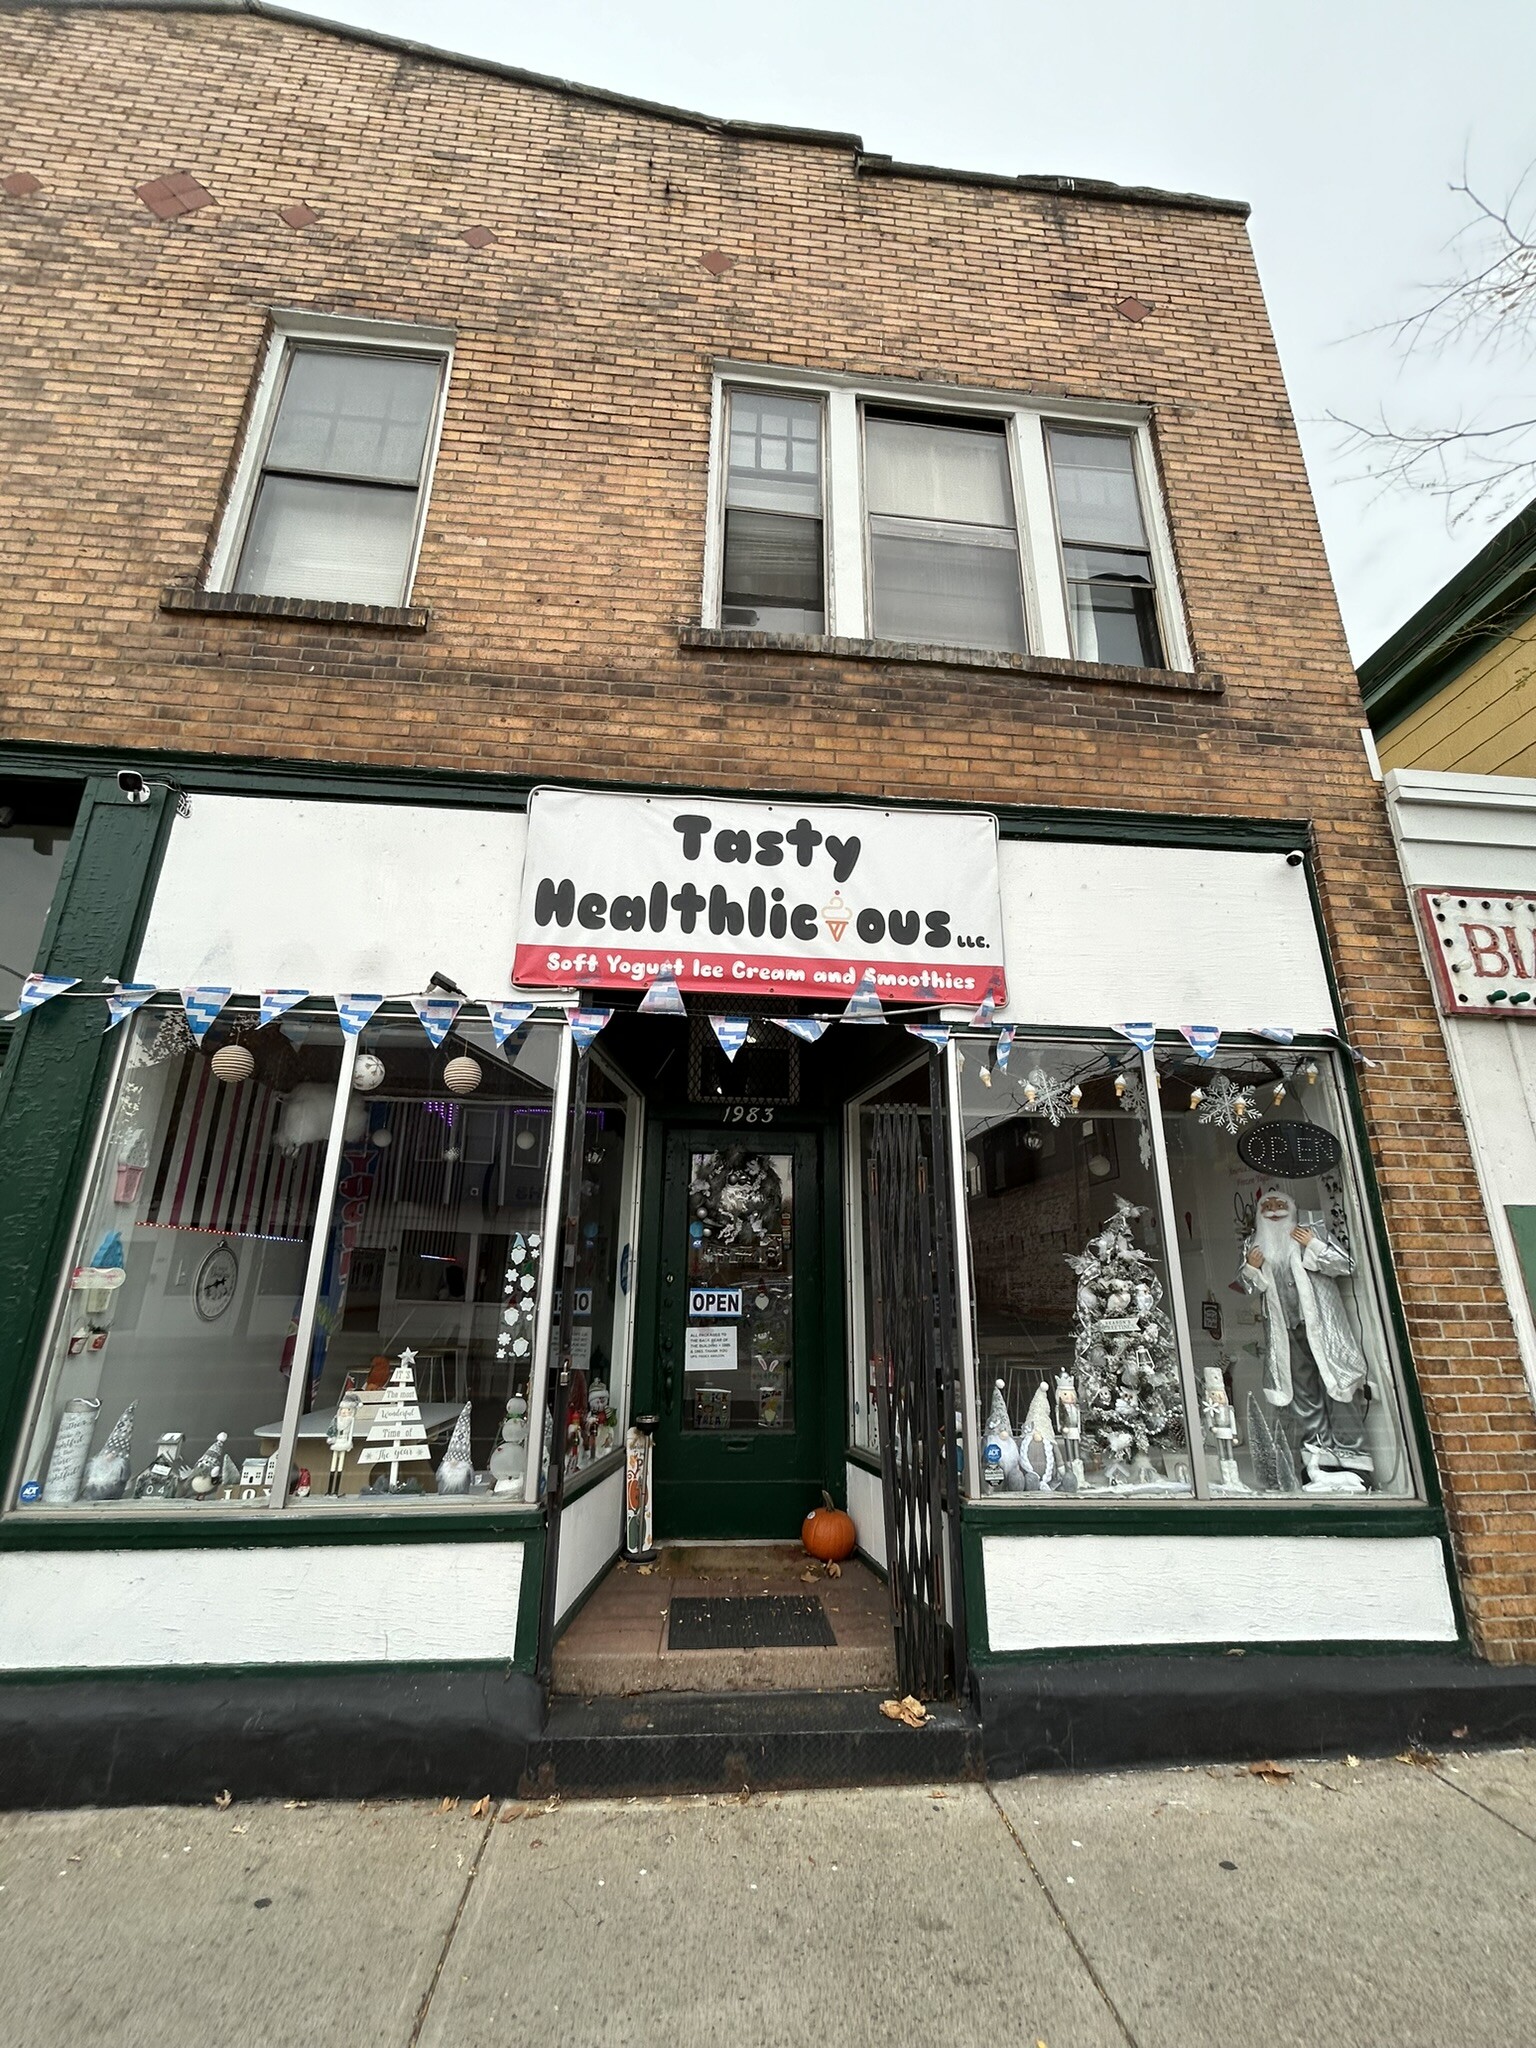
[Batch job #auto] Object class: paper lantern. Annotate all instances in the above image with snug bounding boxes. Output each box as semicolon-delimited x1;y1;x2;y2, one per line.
210;1042;255;1084
352;1054;386;1093
443;1055;483;1095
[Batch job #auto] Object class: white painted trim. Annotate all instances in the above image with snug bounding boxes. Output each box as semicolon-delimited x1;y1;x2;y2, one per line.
713;357;1150;425
824;386;865;637
846;1460;886;1572
944;1037;983;1495
0;1542;525;1670
1360;727;1383;781
1131;419;1192;674
267;1029;359;1511
699;374;728;629
206;311;454;605
1012;410;1070;658
1139;1043;1209;1498
554;1466;624;1622
524;1026;575;1502
982;1533;1457;1650
591;1050;646;1436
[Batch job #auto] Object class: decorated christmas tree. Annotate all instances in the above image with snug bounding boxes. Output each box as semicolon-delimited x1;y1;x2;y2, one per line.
1064;1196;1185;1480
355;1350;432;1489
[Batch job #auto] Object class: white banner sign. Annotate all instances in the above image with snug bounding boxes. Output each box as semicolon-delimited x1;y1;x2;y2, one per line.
512;789;1006;1006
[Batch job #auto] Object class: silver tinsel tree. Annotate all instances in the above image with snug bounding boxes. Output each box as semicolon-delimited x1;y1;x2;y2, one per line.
1065;1195;1185;1474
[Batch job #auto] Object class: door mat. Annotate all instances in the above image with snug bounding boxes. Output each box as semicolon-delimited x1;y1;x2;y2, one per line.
667;1595;836;1652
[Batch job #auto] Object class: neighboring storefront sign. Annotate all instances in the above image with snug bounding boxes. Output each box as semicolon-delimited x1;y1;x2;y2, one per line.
512;788;1006;1004
1416;886;1536;1015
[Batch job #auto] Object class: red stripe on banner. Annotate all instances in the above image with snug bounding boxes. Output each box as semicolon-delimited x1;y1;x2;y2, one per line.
511;942;1003;1005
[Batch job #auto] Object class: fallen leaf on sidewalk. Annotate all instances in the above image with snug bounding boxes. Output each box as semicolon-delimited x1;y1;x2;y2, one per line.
230;1824;248;1836
1451;1725;1469;1740
636;1564;654;1576
800;1567;819;1584
1344;1756;1361;1769
213;1789;233;1810
469;1796;491;1819
1396;1747;1442;1768
881;1695;929;1729
283;1799;310;1810
826;1562;842;1578
438;1796;460;1814
1244;1761;1293;1784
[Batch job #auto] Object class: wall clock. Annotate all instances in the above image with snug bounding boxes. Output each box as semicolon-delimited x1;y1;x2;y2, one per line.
194;1241;239;1321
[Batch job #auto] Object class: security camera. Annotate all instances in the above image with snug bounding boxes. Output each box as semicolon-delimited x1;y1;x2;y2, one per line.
117;770;150;805
1285;850;1306;867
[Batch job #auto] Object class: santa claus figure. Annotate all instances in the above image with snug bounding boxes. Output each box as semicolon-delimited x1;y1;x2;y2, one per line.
1239;1187;1372;1483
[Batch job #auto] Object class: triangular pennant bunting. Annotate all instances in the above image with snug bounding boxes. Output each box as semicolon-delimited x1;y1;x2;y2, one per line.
842;970;884;1024
484;1001;534;1046
180;987;232;1045
1253;1025;1295;1044
905;1023;950;1049
971;987;998;1028
258;988;309;1029
774;1016;828;1044
103;982;156;1031
995;1023;1016;1071
709;1015;750;1062
1116;1022;1157;1054
335;993;385;1038
9;973;79;1019
567;1008;612;1054
1179;1024;1221;1062
637;969;686;1016
410;995;463;1047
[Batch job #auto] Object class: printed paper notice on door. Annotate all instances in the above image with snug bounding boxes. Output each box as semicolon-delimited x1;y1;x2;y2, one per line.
685;1325;738;1373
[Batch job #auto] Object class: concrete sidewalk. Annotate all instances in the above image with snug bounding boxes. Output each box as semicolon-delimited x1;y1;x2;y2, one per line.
2;1748;1533;2048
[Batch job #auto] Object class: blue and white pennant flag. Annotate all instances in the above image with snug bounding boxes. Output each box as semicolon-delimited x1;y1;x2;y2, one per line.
259;989;309;1029
485;1002;534;1046
1253;1025;1295;1044
1179;1024;1222;1062
638;969;686;1016
995;1023;1016;1071
567;1008;612;1054
775;1017;828;1044
1116;1022;1157;1054
410;995;462;1047
180;987;232;1045
710;1016;750;1062
905;1022;950;1049
8;973;79;1019
842;971;884;1024
336;994;385;1038
103;982;157;1031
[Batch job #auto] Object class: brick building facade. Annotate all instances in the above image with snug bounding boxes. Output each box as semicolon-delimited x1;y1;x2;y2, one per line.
2;0;1533;1797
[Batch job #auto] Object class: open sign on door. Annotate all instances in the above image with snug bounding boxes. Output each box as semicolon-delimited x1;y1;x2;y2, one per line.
688;1286;742;1318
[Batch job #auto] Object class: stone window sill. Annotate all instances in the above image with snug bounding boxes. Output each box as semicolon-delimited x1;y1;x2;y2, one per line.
161;587;430;632
677;623;1220;694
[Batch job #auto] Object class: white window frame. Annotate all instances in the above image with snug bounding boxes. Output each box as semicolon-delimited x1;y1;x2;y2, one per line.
704;361;1190;672
206;309;455;606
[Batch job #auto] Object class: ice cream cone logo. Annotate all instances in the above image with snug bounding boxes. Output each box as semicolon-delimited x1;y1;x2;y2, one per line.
822;891;850;942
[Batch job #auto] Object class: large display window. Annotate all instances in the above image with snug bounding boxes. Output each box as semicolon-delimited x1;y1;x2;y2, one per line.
956;1036;1421;1504
8;1005;644;1514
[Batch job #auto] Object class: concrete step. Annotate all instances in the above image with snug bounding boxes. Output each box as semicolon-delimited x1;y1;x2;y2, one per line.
522;1687;984;1799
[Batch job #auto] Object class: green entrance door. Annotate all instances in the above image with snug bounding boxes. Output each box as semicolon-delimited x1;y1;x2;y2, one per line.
652;1127;825;1540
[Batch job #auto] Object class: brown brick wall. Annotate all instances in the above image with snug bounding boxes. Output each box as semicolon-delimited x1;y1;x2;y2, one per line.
3;4;1535;1655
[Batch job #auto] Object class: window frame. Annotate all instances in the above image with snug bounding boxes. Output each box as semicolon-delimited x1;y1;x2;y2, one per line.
206;311;455;609
705;362;1190;670
716;384;830;636
944;1030;1429;1507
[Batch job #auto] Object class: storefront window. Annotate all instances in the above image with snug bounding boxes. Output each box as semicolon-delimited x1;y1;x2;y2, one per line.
16;1005;345;1509
1157;1044;1415;1498
294;1015;566;1506
959;1038;1192;1496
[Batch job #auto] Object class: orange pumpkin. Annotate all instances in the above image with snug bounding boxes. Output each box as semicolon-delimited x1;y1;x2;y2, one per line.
802;1491;856;1563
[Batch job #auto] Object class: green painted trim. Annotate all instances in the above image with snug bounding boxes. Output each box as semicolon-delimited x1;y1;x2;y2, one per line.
0;1655;539;1689
0;779;178;1503
1359;496;1536;734
0;740;1309;855
513;1521;548;1673
961;1516;991;1659
962;1500;1445;1538
821;1111;849;1508
0;1509;542;1552
970;1637;1471;1668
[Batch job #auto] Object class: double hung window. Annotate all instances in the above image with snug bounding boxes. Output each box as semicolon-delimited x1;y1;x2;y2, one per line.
212;319;451;609
708;369;1185;669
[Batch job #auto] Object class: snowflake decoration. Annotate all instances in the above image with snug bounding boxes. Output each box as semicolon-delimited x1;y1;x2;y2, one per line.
1023;1066;1075;1127
142;1009;195;1065
1196;1072;1252;1135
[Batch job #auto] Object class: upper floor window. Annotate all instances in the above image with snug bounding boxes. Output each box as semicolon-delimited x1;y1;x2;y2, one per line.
721;389;825;632
210;317;452;609
1046;427;1164;668
705;368;1187;670
865;411;1026;653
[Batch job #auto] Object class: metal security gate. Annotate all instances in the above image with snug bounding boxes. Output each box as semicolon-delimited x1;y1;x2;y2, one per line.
865;1054;969;1701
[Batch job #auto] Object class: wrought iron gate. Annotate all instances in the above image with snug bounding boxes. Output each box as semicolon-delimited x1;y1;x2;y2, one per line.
866;1053;969;1700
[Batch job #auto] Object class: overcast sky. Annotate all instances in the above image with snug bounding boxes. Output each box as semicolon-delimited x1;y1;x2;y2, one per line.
312;0;1535;661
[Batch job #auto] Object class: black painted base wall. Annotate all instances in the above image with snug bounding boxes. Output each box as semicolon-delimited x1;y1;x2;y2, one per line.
0;1665;544;1808
976;1650;1536;1776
